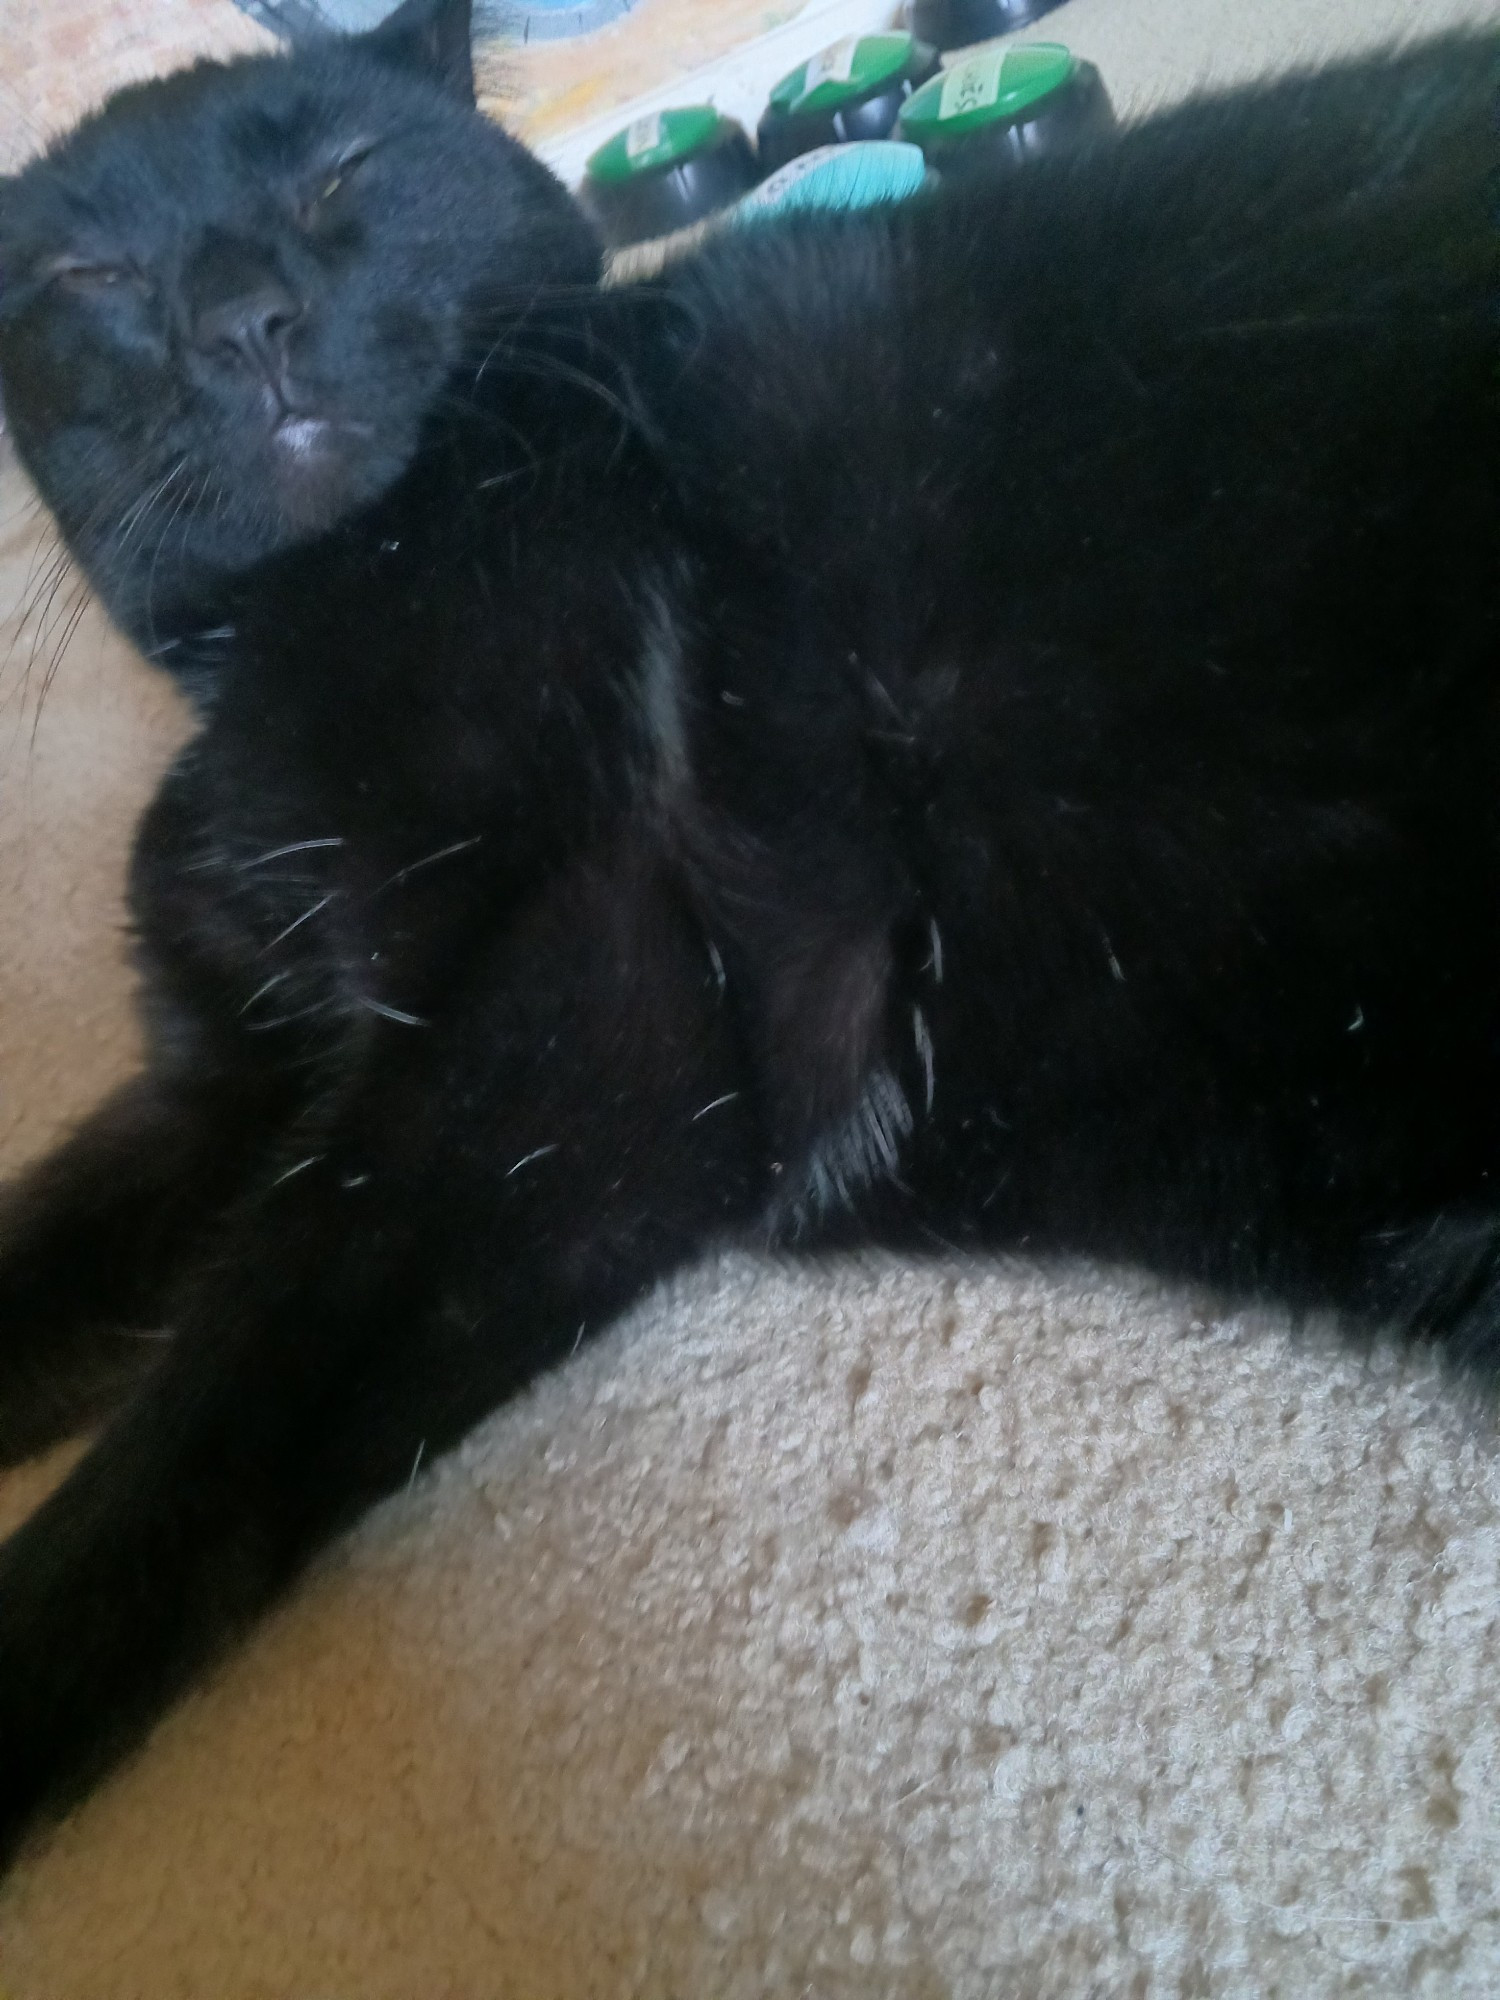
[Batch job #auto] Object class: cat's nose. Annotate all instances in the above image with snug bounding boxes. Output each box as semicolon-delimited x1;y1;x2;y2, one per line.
194;282;303;383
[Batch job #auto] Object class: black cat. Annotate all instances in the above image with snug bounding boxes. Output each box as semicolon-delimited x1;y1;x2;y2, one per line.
0;0;1494;1865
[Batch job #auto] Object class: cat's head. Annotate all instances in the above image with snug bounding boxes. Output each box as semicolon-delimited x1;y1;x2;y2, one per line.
0;0;600;641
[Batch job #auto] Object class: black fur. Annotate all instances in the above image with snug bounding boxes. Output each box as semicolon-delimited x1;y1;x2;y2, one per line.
0;0;1495;1863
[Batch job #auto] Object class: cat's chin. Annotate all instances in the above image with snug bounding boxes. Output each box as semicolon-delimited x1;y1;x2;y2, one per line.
274;415;337;460
79;421;405;647
267;413;383;534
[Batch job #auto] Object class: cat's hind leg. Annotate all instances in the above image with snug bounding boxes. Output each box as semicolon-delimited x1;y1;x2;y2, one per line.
1356;1208;1500;1374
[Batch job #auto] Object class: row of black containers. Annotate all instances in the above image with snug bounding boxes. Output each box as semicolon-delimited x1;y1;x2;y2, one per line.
581;0;1114;248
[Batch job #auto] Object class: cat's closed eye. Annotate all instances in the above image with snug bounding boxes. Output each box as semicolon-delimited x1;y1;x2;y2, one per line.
306;138;378;215
45;256;147;298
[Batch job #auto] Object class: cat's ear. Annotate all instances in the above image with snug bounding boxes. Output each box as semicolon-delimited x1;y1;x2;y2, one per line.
364;0;475;107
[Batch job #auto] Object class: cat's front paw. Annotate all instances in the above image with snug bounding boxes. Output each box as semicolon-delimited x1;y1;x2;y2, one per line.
0;1618;64;1872
0;1476;153;1869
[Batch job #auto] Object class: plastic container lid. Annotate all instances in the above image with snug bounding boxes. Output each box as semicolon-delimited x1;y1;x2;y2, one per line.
898;43;1114;165
757;32;940;174
582;108;758;246
907;0;1067;52
767;32;918;118
736;140;931;221
587;107;729;185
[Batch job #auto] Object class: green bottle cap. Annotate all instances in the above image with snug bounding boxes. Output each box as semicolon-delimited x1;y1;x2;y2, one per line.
585;106;729;185
766;33;918;120
583;107;758;247
899;42;1075;143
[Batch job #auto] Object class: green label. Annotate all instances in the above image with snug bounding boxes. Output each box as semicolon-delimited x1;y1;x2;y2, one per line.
586;105;725;184
937;46;1008;122
767;32;914;120
903;42;1074;140
625;112;665;160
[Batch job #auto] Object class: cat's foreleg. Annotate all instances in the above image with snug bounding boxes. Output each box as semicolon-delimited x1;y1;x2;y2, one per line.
0;847;761;1864
0;1069;278;1464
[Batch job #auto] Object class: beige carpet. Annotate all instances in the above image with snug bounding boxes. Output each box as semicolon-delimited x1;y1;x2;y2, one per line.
2;1;1500;1994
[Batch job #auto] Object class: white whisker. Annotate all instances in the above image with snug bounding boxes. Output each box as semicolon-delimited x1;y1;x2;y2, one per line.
913;1005;935;1113
261;893;337;953
360;997;428;1027
240;837;346;868
370;835;483;896
692;1091;740;1122
239;970;292;1014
